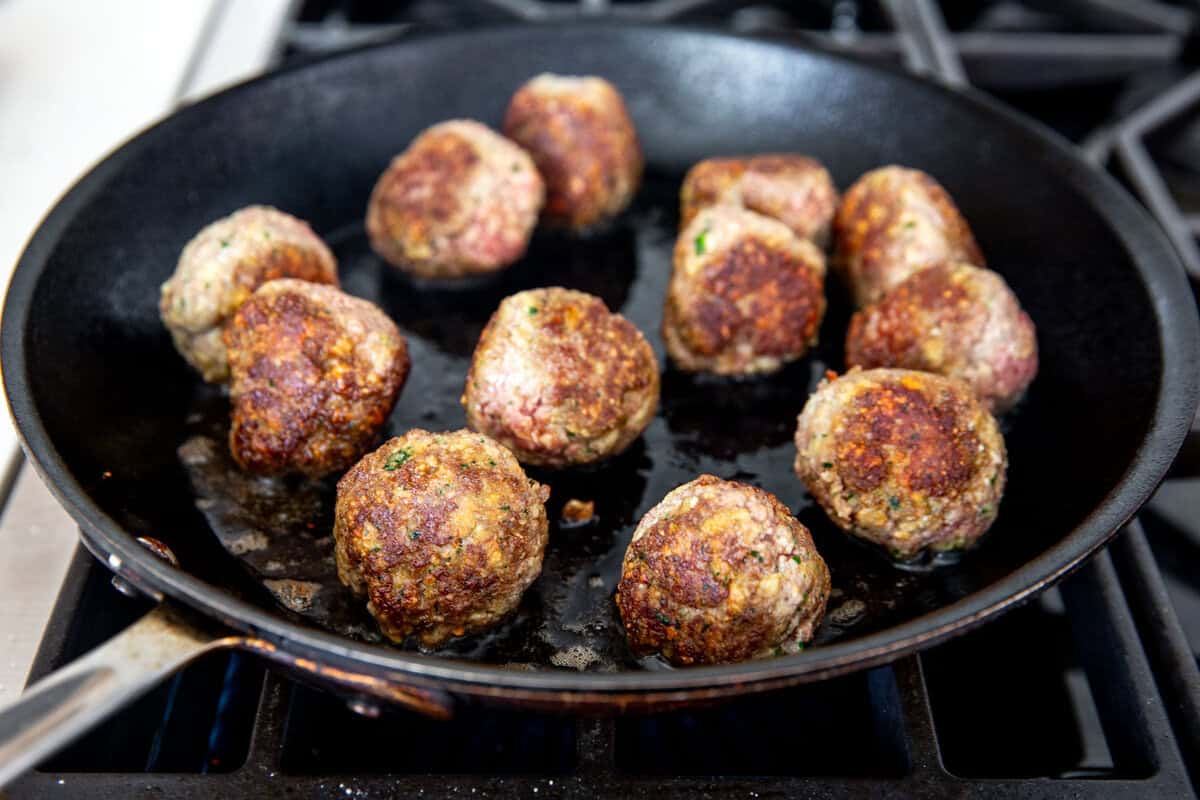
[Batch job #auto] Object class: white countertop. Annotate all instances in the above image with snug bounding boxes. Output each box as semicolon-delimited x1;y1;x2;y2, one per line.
0;0;289;704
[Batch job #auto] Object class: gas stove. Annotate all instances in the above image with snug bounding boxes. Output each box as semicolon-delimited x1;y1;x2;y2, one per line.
5;1;1200;797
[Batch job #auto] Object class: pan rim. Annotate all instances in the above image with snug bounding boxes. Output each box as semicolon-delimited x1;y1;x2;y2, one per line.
4;21;1198;696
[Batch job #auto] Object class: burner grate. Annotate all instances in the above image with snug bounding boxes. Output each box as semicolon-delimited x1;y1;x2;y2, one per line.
613;666;909;777
280;684;578;775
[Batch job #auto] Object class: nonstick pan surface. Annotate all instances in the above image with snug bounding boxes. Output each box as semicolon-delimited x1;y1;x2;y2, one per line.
3;24;1197;704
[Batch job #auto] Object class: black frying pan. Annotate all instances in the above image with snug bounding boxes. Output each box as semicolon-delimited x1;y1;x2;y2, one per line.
0;23;1197;781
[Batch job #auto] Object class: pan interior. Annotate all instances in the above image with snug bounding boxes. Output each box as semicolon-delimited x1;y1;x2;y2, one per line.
16;27;1164;673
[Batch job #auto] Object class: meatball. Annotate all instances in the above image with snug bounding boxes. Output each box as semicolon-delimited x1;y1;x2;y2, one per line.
680;154;838;247
663;204;826;376
846;263;1038;412
833;166;983;306
334;429;550;647
793;368;1006;560
159;205;338;382
366;119;544;278
224;279;409;477
503;74;642;229
616;475;831;666
462;287;659;467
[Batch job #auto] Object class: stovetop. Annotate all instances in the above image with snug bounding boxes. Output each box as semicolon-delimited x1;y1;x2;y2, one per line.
7;1;1200;797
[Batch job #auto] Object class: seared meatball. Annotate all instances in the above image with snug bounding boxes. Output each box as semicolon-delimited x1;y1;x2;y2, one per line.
462;287;659;467
503;74;642;229
159;205;338;382
794;368;1006;560
334;429;550;647
663;205;826;376
834;166;983;306
846;263;1038;412
366;119;544;278
616;475;831;665
224;279;409;477
680;155;838;247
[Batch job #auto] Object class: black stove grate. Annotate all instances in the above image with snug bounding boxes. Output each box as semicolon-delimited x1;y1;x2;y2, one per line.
7;532;1197;799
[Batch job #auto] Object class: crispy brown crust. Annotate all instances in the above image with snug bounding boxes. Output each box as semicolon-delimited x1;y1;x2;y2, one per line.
835;382;978;496
462;287;659;467
334;429;550;647
845;262;1038;412
224;280;409;477
833;166;983;306
366;120;543;278
503;75;642;229
680;154;838;246
670;237;824;360
664;206;826;375
793;368;1006;559
616;475;831;666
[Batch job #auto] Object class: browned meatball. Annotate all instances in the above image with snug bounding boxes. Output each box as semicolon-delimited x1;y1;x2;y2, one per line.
503;74;642;229
834;166;983;306
663;204;826;376
366;119;544;278
159;205;338;382
680;155;838;247
794;368;1006;560
846;263;1038;412
334;429;550;647
462;287;659;467
616;475;831;666
224;279;409;477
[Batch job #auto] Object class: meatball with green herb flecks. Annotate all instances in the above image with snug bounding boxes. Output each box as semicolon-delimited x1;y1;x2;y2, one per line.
462;287;659;467
334;429;550;647
616;474;831;666
793;367;1006;560
663;204;826;376
160;205;338;383
224;279;409;477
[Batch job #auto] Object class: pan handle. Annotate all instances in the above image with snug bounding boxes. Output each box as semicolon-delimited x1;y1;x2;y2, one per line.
0;603;228;787
0;596;457;786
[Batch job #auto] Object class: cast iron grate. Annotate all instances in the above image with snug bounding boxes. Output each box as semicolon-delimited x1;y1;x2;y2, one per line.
612;667;909;777
280;684;578;775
